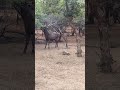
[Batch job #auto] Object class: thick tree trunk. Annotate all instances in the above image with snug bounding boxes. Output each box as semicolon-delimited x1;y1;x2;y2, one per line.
89;0;114;72
86;0;94;24
98;24;113;72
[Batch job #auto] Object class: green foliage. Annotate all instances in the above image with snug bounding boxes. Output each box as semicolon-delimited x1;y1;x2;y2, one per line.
64;0;84;17
35;0;85;28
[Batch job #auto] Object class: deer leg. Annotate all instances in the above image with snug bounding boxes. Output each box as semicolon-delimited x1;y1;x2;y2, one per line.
48;40;50;49
58;35;62;42
55;41;58;48
62;35;68;48
65;37;68;48
55;43;57;48
55;40;57;48
45;40;47;49
79;29;80;36
71;29;75;36
56;41;59;47
23;35;30;53
65;40;68;48
66;42;68;48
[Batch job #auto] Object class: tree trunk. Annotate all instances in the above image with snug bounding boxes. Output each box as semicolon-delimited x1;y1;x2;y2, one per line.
89;0;114;72
86;0;94;24
70;23;75;36
98;24;113;72
65;0;69;13
76;36;82;57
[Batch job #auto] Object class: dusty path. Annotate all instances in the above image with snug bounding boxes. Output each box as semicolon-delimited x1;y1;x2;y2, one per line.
0;41;34;89
35;40;85;90
86;24;120;89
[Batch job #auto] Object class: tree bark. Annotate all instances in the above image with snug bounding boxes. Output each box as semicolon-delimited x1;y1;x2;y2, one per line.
76;36;82;57
89;0;114;72
75;28;82;57
98;24;113;72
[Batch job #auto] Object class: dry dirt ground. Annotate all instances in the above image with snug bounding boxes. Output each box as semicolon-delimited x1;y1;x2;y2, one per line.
0;37;34;89
0;15;34;89
35;33;85;90
86;24;120;90
1;21;120;90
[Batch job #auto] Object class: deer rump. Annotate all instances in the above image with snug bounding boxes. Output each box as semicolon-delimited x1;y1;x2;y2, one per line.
44;30;61;48
46;32;60;41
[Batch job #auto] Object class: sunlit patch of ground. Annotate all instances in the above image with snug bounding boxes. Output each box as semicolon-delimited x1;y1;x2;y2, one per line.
35;37;85;90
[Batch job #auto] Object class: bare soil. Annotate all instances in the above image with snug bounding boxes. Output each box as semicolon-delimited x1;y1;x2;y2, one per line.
0;38;34;89
86;24;120;90
0;14;34;89
35;34;85;90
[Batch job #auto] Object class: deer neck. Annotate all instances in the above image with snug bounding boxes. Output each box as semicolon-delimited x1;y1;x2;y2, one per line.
43;29;50;37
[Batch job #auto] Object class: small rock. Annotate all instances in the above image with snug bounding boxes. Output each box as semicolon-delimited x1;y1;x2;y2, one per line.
62;51;70;55
56;62;63;64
